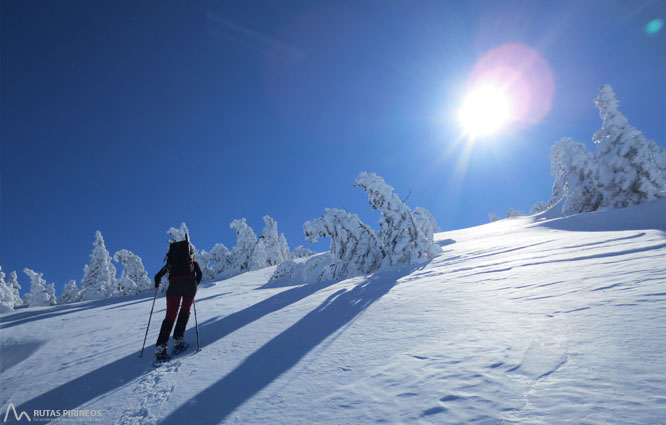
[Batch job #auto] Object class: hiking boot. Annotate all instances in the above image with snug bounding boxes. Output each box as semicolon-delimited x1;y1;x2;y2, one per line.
173;337;186;353
154;344;169;363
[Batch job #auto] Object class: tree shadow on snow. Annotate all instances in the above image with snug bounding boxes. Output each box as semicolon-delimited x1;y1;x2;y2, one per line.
160;269;405;425
8;279;340;421
0;292;156;330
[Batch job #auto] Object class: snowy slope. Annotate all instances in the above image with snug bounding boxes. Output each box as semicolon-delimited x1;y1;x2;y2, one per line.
2;200;666;425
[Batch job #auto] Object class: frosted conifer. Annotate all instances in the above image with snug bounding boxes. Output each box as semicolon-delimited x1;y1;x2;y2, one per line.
548;137;603;214
23;268;57;307
80;231;117;300
593;85;666;208
114;249;151;295
252;215;291;268
230;218;258;273
59;280;81;304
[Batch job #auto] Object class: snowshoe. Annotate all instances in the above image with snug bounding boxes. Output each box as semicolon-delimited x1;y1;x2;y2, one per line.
153;345;171;366
173;338;189;355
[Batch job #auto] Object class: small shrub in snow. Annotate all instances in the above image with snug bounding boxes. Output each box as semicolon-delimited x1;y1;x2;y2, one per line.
23;268;57;307
488;213;500;222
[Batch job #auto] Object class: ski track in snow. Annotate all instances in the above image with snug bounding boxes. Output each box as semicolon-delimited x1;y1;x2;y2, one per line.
2;199;666;424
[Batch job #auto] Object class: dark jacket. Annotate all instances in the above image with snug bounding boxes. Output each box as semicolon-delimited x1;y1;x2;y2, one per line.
154;261;202;287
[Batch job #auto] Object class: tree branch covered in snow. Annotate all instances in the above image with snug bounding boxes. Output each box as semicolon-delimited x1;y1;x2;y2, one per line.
354;172;441;266
271;173;443;284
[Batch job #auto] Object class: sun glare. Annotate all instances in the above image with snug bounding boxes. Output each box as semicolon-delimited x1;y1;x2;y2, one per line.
458;84;513;138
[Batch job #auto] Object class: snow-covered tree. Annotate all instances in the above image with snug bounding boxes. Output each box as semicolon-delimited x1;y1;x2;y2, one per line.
207;243;234;280
488;213;500;222
548;137;603;215
229;218;258;273
303;208;384;280
59;280;81;304
23;268;57;307
291;245;316;258
270;253;335;284
354;172;441;266
113;249;151;295
167;222;190;243
412;207;442;241
251;215;291;268
506;209;527;218
80;231;117;300
0;267;16;313
7;271;22;307
530;201;548;215
592;85;666;208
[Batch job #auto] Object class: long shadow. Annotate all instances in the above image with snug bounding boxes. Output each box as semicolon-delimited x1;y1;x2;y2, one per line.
0;293;156;330
160;269;403;425
8;280;335;422
195;280;339;349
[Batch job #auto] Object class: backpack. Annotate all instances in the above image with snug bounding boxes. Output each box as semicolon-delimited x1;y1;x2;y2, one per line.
166;236;195;277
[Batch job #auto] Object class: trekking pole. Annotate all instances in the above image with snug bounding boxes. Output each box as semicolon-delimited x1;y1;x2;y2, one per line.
193;299;201;352
139;287;159;358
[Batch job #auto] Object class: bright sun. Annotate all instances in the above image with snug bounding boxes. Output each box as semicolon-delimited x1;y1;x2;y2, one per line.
458;84;513;138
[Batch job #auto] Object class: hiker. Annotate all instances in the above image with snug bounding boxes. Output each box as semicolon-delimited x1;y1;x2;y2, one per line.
154;237;202;362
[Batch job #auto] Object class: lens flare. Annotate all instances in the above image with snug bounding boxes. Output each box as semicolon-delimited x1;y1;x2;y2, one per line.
645;19;663;35
460;44;555;135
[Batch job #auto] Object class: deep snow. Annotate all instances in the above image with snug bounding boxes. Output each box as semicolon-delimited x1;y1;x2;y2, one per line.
2;200;666;424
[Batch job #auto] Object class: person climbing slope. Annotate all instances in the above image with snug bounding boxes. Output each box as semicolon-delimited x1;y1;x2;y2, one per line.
154;234;202;363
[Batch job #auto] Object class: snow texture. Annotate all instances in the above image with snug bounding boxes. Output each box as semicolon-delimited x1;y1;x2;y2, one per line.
2;199;665;425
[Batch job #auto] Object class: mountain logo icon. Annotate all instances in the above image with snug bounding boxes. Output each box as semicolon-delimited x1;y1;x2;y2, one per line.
3;404;31;422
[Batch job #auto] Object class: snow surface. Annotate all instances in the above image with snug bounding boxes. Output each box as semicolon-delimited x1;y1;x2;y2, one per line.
2;200;666;424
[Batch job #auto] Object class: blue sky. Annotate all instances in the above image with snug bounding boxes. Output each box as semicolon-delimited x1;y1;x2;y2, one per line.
2;0;665;295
